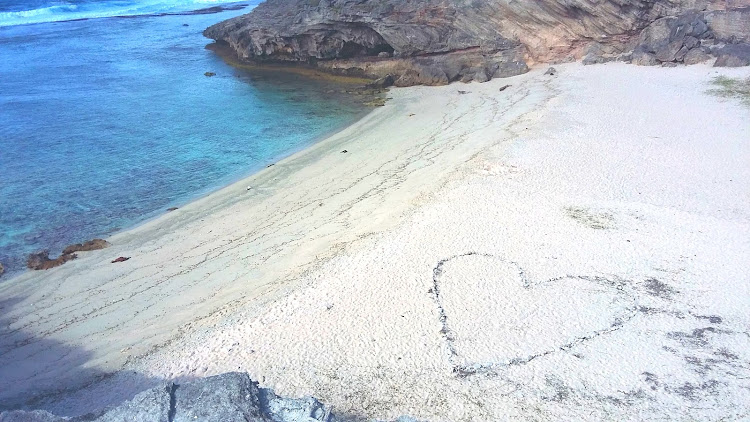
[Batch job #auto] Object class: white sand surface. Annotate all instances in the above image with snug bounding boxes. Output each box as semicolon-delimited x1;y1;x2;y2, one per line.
1;63;749;420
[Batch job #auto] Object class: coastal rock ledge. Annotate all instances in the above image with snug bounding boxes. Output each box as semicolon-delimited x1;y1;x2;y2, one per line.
0;373;416;422
203;0;750;86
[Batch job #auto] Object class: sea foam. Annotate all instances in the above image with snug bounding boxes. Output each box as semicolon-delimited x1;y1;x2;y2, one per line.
0;0;235;27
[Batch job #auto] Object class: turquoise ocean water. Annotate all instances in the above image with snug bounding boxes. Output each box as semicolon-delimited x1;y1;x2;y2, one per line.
0;1;368;276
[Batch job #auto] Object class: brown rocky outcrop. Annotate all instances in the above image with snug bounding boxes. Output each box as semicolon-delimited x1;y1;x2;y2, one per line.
26;250;78;271
62;238;111;255
204;0;750;86
24;239;111;271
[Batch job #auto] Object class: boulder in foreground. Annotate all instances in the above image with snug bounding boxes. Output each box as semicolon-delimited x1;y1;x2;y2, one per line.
0;372;422;422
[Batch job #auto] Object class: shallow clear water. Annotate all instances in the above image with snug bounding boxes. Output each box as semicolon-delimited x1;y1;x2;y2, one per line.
0;3;368;276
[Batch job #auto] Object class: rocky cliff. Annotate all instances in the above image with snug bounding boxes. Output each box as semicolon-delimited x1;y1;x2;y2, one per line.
204;0;750;86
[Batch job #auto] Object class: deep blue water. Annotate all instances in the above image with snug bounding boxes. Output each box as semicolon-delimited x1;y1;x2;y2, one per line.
0;2;368;276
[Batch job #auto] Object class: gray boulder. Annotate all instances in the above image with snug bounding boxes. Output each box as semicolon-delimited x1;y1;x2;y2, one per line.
0;373;338;422
634;11;714;65
0;410;67;422
706;8;750;44
683;47;713;65
714;44;750;67
172;373;264;422
632;50;660;66
94;383;172;422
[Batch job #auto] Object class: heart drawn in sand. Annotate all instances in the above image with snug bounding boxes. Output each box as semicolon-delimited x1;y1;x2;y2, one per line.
430;253;637;375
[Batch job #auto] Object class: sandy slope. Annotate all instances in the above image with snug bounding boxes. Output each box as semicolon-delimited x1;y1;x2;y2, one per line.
2;63;749;421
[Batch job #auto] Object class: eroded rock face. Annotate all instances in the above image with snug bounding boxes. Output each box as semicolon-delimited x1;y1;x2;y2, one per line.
204;0;750;85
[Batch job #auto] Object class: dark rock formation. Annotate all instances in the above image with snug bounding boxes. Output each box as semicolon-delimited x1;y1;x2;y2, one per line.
714;43;750;66
26;251;77;271
0;262;4;278
62;239;110;255
24;239;110;271
683;46;712;64
203;0;750;85
0;373;418;422
111;257;130;263
706;7;750;44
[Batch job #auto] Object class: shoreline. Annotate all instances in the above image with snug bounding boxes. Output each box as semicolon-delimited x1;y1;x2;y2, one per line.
0;63;553;411
2;63;750;420
205;41;378;86
0;48;379;280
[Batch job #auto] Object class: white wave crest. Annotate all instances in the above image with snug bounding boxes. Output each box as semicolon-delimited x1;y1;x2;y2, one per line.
0;0;250;28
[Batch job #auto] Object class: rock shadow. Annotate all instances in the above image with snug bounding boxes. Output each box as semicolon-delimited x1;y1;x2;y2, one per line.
0;297;164;416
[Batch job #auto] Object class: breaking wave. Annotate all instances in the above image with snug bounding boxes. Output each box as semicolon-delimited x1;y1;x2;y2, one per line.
0;0;244;27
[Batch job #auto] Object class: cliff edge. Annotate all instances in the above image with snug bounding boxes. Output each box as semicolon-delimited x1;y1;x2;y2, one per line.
203;0;750;86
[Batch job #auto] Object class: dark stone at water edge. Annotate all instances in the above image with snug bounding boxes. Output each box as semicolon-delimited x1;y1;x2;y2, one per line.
366;75;394;89
62;239;110;255
0;262;4;278
23;238;110;272
204;71;216;77
0;372;421;422
26;250;77;271
111;256;130;263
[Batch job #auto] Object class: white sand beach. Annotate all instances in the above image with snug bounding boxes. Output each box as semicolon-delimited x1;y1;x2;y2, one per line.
1;63;749;420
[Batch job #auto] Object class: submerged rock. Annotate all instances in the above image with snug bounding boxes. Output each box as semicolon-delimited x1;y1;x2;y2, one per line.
26;250;77;271
62;239;110;255
0;262;4;278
